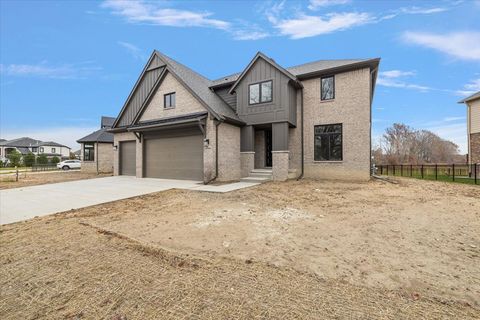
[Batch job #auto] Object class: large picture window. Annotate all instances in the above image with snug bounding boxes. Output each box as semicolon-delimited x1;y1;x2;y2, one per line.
84;143;94;161
249;80;272;105
321;75;335;101
164;92;176;108
314;124;342;161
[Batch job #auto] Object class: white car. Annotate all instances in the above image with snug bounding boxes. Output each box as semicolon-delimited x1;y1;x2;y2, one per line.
57;160;81;170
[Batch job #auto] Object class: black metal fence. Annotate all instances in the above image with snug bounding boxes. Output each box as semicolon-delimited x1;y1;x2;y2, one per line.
375;163;479;185
31;164;58;172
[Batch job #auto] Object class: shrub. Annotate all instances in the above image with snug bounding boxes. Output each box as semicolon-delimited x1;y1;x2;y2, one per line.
23;152;36;167
50;156;60;164
37;154;48;165
6;150;22;167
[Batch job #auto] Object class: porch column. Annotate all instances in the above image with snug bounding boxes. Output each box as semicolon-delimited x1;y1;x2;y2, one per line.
240;125;255;177
272;122;289;181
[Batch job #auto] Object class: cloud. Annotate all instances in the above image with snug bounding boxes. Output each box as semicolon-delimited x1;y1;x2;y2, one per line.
402;31;480;61
270;12;373;39
102;0;230;30
0;62;101;79
455;78;480;96
308;0;351;10
443;116;465;122
380;70;416;78
377;70;432;92
399;6;448;15
0;126;99;151
118;41;145;60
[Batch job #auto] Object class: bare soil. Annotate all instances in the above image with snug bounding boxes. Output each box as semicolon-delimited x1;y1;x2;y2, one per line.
1;178;479;319
0;171;111;190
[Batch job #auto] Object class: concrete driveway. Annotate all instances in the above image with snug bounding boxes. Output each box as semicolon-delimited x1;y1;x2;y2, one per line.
0;176;258;225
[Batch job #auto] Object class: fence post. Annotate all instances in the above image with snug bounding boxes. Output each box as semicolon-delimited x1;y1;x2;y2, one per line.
401;164;403;176
15;166;18;182
387;165;389;176
421;164;424;179
410;164;413;177
435;164;438;180
452;164;455;182
393;165;396;176
475;163;477;185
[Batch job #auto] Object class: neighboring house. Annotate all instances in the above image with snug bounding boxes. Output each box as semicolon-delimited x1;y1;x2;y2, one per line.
459;91;480;166
0;137;70;162
109;51;379;182
77;116;115;173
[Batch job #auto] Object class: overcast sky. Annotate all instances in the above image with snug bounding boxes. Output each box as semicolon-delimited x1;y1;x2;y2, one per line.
1;0;479;152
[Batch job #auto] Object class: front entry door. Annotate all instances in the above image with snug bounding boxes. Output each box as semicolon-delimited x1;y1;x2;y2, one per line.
265;129;272;167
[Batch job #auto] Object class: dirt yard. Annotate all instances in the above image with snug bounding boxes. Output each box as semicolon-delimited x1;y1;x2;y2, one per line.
0;171;111;189
1;178;479;319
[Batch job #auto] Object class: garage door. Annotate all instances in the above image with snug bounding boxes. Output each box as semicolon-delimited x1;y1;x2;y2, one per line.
144;132;203;181
120;141;136;176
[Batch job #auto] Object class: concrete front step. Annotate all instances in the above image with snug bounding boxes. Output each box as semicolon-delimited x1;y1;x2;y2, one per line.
250;168;272;173
240;176;272;183
250;172;273;178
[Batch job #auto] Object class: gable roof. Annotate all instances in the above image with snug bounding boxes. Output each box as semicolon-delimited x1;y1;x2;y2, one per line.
211;58;379;88
228;52;300;94
77;128;114;143
112;51;242;130
458;91;480;104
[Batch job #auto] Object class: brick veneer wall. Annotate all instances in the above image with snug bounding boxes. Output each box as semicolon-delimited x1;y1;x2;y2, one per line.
470;133;480;164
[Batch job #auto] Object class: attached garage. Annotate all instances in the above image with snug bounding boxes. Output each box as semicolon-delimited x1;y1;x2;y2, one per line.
143;128;204;181
119;140;136;176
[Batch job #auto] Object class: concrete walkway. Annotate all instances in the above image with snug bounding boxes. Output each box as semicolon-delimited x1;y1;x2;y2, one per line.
0;176;259;225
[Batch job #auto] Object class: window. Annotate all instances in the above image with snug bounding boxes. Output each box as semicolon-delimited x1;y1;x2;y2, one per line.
249;80;272;105
83;143;94;161
321;75;335;101
52;148;56;153
314;124;342;161
32;147;38;152
39;147;44;153
164;92;176;108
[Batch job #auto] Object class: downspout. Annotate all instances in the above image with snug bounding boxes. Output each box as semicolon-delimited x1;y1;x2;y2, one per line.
205;119;221;184
297;87;304;180
95;142;99;175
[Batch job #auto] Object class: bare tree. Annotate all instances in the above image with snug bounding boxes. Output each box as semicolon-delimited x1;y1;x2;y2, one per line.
375;123;460;164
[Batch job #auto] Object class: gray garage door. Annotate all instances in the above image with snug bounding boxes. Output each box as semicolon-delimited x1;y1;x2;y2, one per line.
144;132;203;181
120;141;136;176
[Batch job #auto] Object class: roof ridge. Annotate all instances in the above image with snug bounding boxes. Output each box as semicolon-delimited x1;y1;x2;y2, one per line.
155;51;213;83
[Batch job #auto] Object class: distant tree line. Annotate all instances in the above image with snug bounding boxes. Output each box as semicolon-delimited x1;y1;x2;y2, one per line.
373;123;465;165
3;150;60;167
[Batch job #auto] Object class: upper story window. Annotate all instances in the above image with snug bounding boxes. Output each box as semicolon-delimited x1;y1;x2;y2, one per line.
314;124;342;161
84;143;94;161
321;75;335;101
39;147;44;153
249;80;272;105
164;92;176;108
52;147;56;153
32;147;38;152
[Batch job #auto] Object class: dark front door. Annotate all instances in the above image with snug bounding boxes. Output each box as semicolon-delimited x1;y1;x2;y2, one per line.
265;129;272;167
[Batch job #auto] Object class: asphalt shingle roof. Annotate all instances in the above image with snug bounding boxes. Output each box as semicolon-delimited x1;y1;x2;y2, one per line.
156;51;242;122
0;137;43;147
458;91;480;103
77;128;114;143
101;116;116;128
211;58;374;87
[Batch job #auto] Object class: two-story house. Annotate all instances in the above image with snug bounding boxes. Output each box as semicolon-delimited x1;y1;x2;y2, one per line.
109;51;379;182
0;137;70;162
459;91;480;166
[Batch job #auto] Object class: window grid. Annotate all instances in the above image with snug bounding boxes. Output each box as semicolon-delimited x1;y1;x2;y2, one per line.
249;80;273;105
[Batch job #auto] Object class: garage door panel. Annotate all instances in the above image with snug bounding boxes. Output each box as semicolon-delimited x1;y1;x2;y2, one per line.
120;141;136;176
144;134;203;181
